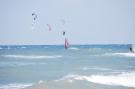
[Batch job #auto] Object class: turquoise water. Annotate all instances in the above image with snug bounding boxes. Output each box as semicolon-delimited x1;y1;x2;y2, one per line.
0;45;135;89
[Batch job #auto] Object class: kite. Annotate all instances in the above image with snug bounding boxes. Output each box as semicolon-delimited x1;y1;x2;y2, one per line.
32;13;37;21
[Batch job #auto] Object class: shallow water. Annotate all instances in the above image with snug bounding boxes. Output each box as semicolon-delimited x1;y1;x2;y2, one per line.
0;45;135;89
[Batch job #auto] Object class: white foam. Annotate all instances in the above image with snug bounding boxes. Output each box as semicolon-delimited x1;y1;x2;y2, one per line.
62;72;135;88
69;47;80;50
103;52;135;57
2;55;62;59
82;67;111;71
0;83;33;89
7;47;11;50
0;47;3;50
113;53;135;57
85;72;135;88
21;46;27;49
38;80;44;84
0;62;47;67
95;52;135;57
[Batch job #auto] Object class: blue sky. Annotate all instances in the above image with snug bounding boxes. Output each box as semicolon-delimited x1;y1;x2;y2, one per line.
0;0;135;45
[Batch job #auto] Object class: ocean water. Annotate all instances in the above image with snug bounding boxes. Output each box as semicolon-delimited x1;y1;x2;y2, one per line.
0;45;135;89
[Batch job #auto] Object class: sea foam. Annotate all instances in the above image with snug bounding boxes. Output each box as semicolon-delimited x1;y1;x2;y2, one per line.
60;71;135;88
2;55;62;59
82;66;111;71
97;52;135;57
0;83;33;89
69;47;80;50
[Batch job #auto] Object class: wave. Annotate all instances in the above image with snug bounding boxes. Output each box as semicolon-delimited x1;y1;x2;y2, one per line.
88;48;102;51
103;52;135;57
69;47;80;50
0;83;33;89
20;46;27;49
7;47;11;50
2;55;62;59
0;62;47;67
113;53;135;57
94;52;135;57
82;66;111;71
59;71;135;88
0;47;3;50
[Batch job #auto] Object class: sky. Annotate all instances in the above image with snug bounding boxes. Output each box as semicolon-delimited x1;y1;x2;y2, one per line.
0;0;135;45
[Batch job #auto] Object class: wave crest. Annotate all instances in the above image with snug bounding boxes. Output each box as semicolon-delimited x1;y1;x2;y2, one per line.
60;72;135;88
69;47;80;50
95;52;135;57
2;55;62;59
0;83;33;89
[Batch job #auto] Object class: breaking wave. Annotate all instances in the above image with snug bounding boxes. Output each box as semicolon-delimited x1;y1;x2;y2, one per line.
94;52;135;57
0;47;3;50
0;62;47;67
103;52;135;57
59;71;135;88
82;66;111;71
1;55;62;59
0;83;33;89
20;46;27;49
88;48;102;51
69;47;80;50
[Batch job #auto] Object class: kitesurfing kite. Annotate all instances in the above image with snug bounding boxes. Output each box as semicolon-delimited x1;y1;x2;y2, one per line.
31;12;38;30
60;19;66;36
32;13;37;21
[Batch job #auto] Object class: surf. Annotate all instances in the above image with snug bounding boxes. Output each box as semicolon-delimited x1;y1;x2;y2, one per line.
102;52;135;57
59;71;135;88
0;83;33;89
1;55;63;59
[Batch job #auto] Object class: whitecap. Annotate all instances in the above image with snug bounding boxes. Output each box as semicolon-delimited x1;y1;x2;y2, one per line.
113;53;135;57
0;47;3;50
103;52;135;57
0;83;33;89
84;72;135;88
69;47;79;50
7;46;11;50
2;55;62;59
21;46;27;49
38;80;44;84
0;62;47;67
82;66;111;71
60;71;135;88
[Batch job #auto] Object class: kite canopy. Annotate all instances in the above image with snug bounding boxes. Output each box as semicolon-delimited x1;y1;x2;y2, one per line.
32;13;37;21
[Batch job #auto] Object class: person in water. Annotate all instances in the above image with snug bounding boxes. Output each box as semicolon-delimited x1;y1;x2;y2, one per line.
129;45;134;53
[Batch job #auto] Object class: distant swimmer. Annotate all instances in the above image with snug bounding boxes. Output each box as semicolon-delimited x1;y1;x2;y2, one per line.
63;31;65;36
129;44;134;53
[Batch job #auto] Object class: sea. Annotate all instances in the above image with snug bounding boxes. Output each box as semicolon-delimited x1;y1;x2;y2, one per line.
0;45;135;89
